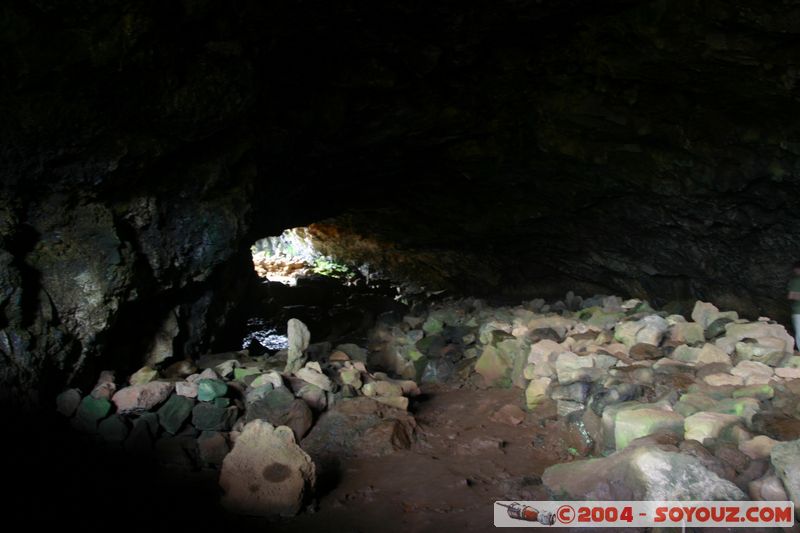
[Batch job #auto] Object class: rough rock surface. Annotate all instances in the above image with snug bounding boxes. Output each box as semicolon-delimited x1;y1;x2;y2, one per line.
302;397;416;461
543;445;747;501
219;420;315;517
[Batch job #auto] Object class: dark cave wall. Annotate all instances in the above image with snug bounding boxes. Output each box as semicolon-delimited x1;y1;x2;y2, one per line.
2;0;800;403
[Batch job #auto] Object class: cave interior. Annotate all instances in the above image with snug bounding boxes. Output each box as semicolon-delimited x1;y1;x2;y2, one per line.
3;0;800;530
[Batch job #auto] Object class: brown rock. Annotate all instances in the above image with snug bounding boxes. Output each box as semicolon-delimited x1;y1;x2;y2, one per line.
629;343;662;361
490;404;526;426
112;382;174;414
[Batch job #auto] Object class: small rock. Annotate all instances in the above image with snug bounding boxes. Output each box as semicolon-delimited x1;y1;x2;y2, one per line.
197;431;230;467
475;345;513;387
98;415;130;443
684;411;740;443
335;343;368;363
490;404;526;426
669;321;705;345
295;383;328;411
233;367;261;382
339;367;362;389
714;442;750;473
130;366;159;385
629;343;662;360
112;382;174;414
163;360;197;379
285;318;311;374
749;470;789;501
250;371;284;389
697;343;732;365
555;352;597;385
692;301;738;329
193;403;238;431
752;413;800;441
56;388;82;417
90;375;117;401
739;435;781;461
329;350;350;362
679;439;736;481
72;396;112;433
732;384;774;400
775;367;800;380
703;373;744;387
551;382;590;403
125;412;159;455
214;359;240;379
295;366;333;391
525;377;551;410
157;394;195;434
557;400;584;418
614;408;684;450
175;381;198;398
731;361;773;384
197;379;228;402
671;344;701;364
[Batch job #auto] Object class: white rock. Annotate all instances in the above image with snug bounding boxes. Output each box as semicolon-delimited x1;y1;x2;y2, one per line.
684;411;740;442
175;381;198;398
285;318;311;373
295;366;333;391
555;351;597;384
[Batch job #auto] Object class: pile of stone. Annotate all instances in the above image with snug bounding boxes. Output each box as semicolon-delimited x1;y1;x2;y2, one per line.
375;294;800;506
55;317;419;517
55;292;800;515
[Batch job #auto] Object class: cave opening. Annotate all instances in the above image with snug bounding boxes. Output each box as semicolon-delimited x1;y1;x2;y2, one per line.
4;0;800;530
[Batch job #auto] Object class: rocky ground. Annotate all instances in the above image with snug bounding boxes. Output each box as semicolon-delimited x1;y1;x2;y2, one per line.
50;291;800;529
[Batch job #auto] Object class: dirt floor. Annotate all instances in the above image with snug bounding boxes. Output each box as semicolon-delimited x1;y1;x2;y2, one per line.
268;384;563;533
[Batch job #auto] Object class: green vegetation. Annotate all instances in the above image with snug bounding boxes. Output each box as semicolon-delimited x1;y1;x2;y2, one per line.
311;256;352;278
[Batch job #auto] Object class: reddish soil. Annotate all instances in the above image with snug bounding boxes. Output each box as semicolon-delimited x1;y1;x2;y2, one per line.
270;384;569;533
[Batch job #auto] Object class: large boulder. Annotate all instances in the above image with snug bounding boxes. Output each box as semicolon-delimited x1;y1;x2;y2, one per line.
614;315;668;348
770;439;800;509
543;445;746;500
724;321;794;359
220;420;316;517
301;397;415;461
